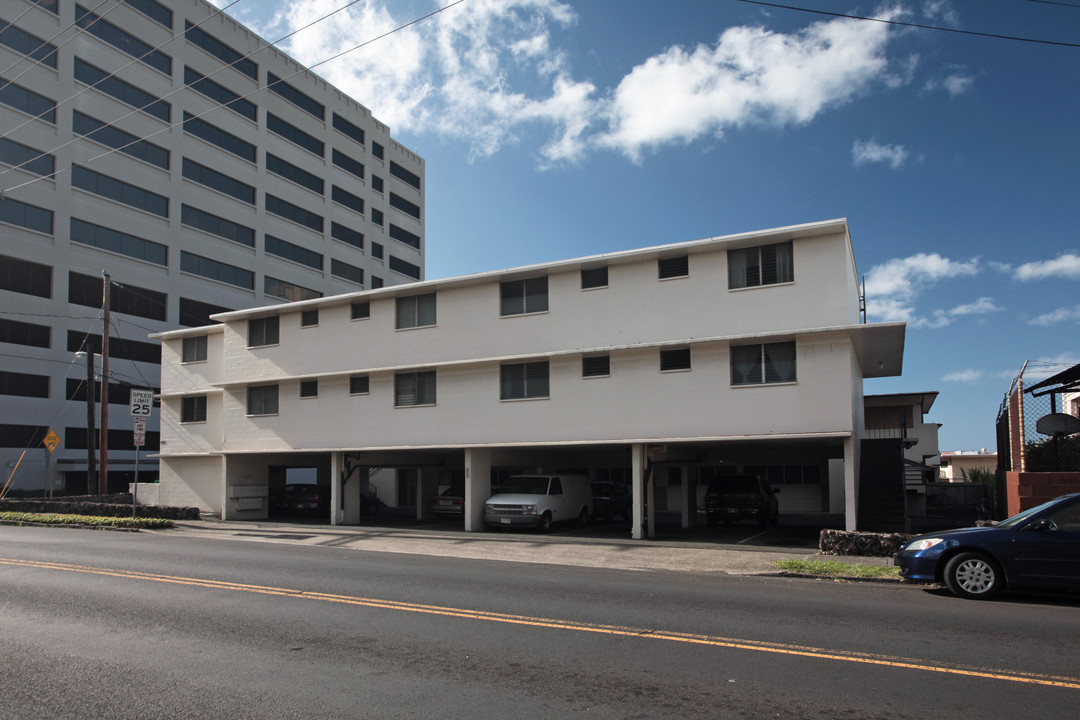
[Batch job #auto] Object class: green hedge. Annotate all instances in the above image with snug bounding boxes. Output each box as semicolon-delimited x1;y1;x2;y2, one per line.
0;512;173;530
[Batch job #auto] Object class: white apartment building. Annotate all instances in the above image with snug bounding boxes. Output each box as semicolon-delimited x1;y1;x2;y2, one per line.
1;0;424;493
154;219;906;535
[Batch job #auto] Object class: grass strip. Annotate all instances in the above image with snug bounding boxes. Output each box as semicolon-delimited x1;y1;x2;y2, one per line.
0;512;173;530
773;558;900;580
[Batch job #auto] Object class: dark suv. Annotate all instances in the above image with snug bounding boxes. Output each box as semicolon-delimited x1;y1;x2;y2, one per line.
704;475;779;527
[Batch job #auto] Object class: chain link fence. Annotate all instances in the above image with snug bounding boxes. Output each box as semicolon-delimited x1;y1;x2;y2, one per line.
997;365;1080;473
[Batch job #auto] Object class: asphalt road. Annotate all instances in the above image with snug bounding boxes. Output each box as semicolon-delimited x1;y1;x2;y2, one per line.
1;525;1078;719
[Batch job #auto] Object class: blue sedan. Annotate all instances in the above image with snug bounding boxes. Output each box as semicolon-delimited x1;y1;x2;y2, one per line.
894;492;1080;599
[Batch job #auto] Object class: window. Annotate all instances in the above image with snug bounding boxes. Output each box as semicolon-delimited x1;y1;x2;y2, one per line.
349;375;369;394
75;5;171;74
124;0;172;28
0;254;51;298
247;384;278;415
0;137;54;177
500;276;548;316
371;175;383;193
37;1;60;15
267;72;324;119
371;242;384;259
182;158;255;204
0;318;50;348
0;424;49;449
265;194;323;232
389;224;420;249
266;235;322;270
372;142;384;160
184;66;256;121
582;355;610;378
184;113;255;162
332;112;365;145
389;192;420;219
299;379;318;398
371;208;384;226
181;205;254;247
185;21;257;80
74;58;170;122
581;266;608;289
182;336;207;363
728;241;793;289
351;302;370;320
301;310;319;327
267;154;323;193
179;297;231;328
731;341;797;385
72;218;167;266
660;347;691;372
389;256;420;280
332;185;364;214
180;251;253;289
1;196;52;234
390;161;421;189
332;259;363;285
67;332;160;364
0;371;49;398
71;166;169;217
0;80;56;123
396;293;436;329
265;277;322;302
248;317;279;347
69;272;166;321
371;276;383;289
501;361;549;400
332;148;364;179
0;18;57;68
658;255;689;279
181;395;207;423
395;371;435;406
331;222;364;250
267;113;323;157
73;111;169;169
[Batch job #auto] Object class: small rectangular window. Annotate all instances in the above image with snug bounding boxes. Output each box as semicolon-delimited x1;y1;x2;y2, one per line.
660;347;691;372
350;375;369;394
372;142;384;160
371;276;383;289
372;175;384;193
299;379;318;398
501;361;550;400
350;301;370;320
181;395;207;423
247;384;279;415
728;242;794;289
182;335;207;363
371;242;384;259
731;341;797;385
395;371;435;406
658;255;689;279
248;317;280;347
396;293;436;329
301;309;319;327
581;267;608;289
372;208;384;227
582;355;610;378
500;276;548;316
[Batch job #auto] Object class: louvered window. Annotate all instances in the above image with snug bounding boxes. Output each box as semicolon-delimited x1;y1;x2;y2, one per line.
501;361;550;400
248;317;279;347
350;375;369;394
300;380;318;398
581;266;608;289
660;347;691;372
500;276;548;316
728;242;794;289
658;255;688;279
395;371;436;406
396;293;436;329
582;355;610;378
731;341;797;385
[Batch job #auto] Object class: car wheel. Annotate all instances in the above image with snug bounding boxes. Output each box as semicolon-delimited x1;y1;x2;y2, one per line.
537;512;553;533
943;552;1002;600
578;507;589;527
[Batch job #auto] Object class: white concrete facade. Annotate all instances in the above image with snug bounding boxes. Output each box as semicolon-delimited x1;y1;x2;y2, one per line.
155;219;905;533
1;0;424;492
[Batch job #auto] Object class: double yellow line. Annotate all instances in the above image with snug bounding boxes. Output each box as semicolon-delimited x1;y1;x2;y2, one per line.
3;556;1078;690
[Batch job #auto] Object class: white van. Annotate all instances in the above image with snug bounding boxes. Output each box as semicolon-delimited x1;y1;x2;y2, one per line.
484;474;593;532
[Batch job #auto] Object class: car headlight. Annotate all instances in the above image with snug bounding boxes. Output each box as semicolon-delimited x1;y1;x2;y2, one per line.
485;504;495;514
906;537;945;551
523;504;537;515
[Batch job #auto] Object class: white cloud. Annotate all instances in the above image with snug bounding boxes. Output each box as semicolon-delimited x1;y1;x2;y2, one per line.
1014;253;1080;281
942;369;984;383
948;297;1001;316
852;139;910;170
864;253;979;325
1029;305;1080;326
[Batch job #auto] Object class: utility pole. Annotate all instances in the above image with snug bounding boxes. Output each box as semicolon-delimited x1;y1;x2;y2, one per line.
83;342;96;494
100;272;110;496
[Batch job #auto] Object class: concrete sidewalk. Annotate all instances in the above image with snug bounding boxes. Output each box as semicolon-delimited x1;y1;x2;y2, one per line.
166;518;896;577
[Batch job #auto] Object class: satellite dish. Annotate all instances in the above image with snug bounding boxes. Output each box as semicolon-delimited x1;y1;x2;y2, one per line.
1036;413;1080;437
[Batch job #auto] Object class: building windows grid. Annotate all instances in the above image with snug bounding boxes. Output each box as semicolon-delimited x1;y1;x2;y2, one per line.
0;137;54;177
396;293;436;329
501;361;549;400
332;148;364;180
332;259;364;285
75;4;171;74
267;153;323;194
180;250;253;289
184;21;257;80
0;196;53;234
72;218;167;266
0;370;49;399
73;111;169;169
331;222;364;250
389;224;420;250
729;241;794;289
69;272;166;322
71;166;169;217
332;112;365;145
0;254;51;298
181;205;255;247
266;234;322;270
500;276;548;316
389;256;420;280
389;192;420;219
731;341;797;385
182;158;255;204
124;0;172;28
267;72;325;120
1;318;50;348
184;66;256;121
0;80;55;123
389;161;421;190
265;277;322;302
265;194;323;232
332;185;364;215
267;113;324;157
74;58;171;122
0;18;58;68
184;112;256;162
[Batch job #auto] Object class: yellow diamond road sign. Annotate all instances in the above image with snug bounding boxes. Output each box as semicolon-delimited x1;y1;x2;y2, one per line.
43;429;61;454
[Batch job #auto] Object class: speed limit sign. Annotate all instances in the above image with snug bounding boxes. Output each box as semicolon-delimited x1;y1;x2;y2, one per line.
129;389;154;417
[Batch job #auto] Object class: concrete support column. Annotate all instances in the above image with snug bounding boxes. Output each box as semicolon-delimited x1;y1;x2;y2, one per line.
464;447;492;533
681;467;698;529
330;452;342;526
342;466;361;525
631;443;649;540
844;436;858;531
417;467;440;520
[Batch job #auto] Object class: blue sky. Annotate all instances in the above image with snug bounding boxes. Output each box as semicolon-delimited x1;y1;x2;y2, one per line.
215;0;1080;452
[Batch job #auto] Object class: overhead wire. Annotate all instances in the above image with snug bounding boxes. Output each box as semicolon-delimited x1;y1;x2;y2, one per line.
0;0;467;192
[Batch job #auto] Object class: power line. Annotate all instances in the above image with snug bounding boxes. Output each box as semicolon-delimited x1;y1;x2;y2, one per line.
736;0;1080;48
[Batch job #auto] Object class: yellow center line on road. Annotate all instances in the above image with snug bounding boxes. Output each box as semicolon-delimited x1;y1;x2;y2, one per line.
4;556;1079;690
